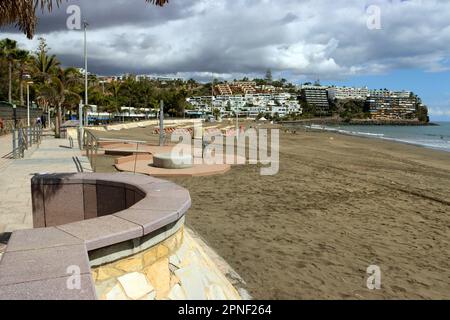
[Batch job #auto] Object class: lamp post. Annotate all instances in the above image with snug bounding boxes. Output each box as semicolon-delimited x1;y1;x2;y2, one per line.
100;80;105;94
12;103;17;129
236;105;239;141
26;80;34;127
12;103;17;159
84;20;89;126
23;74;33;127
159;100;164;146
79;100;84;149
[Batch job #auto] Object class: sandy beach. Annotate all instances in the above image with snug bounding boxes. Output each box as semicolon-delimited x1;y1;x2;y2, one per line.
94;126;450;300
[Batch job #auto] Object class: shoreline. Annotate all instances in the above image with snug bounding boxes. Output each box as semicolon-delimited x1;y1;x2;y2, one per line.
284;123;450;154
280;119;435;126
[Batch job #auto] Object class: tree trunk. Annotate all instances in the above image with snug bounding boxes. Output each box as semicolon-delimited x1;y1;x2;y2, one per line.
55;105;62;138
8;61;12;103
48;107;51;129
20;81;24;106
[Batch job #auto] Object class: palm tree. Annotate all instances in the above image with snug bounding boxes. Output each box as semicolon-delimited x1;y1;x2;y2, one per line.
106;80;123;116
13;49;33;105
37;67;80;137
32;39;60;82
35;88;51;128
32;38;61;130
120;77;138;110
0;38;19;103
36;82;59;129
0;40;32;105
53;67;81;137
0;1;169;39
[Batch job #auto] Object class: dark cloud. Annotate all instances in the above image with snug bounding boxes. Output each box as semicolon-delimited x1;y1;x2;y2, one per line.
0;0;449;80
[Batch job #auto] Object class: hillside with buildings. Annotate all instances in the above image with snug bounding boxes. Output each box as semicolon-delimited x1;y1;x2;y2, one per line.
45;71;435;125
184;79;429;124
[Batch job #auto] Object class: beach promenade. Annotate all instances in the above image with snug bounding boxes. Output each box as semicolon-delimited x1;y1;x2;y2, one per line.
0;131;246;301
0;135;92;235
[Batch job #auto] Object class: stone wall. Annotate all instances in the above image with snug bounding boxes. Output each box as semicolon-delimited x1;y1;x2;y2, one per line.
2;172;243;300
93;227;184;300
92;228;242;301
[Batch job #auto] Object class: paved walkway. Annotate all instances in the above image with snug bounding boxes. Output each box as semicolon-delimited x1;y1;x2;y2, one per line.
0;136;92;234
0;134;13;171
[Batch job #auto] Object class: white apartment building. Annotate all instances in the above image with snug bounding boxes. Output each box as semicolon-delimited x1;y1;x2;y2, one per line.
327;86;369;100
300;85;330;90
247;106;269;118
369;89;412;98
245;93;271;106
187;96;213;105
187;92;301;119
285;101;302;114
136;74;185;82
270;106;289;117
216;96;246;109
394;91;412;98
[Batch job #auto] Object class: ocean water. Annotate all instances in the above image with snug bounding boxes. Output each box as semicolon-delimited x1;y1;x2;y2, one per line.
307;122;450;152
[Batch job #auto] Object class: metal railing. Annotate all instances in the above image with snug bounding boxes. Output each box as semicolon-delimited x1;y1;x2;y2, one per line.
83;130;147;173
11;125;43;159
83;130;99;171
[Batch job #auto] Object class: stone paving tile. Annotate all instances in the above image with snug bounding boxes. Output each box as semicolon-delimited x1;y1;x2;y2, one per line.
1;215;21;225
0;137;92;234
0;134;12;157
0;274;97;300
115;208;179;235
3;225;30;233
0;244;90;286
57;215;143;251
0;159;13;172
6;227;83;252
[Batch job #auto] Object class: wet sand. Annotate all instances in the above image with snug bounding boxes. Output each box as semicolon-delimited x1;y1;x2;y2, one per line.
94;127;450;299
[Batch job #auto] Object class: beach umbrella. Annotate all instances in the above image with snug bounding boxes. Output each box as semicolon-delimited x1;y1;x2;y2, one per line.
0;0;169;39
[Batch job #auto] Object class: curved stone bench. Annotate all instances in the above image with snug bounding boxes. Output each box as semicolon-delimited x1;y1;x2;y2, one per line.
0;173;191;300
153;153;193;169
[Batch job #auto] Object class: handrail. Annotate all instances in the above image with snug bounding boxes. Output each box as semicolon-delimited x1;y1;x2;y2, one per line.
94;137;148;144
11;125;43;159
82;130;149;173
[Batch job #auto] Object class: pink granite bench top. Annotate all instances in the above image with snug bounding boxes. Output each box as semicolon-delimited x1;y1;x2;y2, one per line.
0;173;191;300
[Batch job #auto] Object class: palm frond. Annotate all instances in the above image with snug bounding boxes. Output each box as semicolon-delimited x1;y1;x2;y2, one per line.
0;0;169;39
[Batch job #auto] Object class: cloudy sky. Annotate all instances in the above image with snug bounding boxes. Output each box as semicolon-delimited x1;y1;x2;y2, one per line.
1;0;450;120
